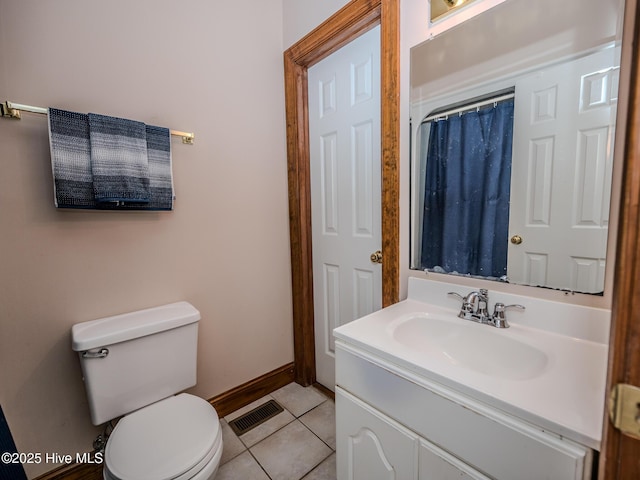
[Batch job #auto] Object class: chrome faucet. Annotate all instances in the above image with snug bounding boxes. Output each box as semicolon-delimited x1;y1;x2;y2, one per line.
448;289;524;328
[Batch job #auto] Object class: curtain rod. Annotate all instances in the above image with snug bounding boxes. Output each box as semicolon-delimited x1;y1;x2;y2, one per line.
1;100;195;145
422;92;515;124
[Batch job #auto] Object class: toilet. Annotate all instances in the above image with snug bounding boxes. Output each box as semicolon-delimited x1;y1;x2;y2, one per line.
71;302;223;480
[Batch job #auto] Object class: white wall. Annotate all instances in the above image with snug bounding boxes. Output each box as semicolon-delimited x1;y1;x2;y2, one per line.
0;1;292;477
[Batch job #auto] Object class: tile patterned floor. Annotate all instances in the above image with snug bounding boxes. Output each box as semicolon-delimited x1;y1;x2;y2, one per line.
217;383;336;480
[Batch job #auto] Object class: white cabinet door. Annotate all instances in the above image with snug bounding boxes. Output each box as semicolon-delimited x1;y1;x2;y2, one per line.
419;439;491;480
336;387;418;480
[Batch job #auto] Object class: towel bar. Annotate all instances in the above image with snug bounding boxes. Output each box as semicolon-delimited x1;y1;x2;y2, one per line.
1;100;195;145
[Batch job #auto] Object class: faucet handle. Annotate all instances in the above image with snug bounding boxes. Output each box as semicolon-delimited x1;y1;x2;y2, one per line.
447;292;464;302
448;291;470;310
491;303;525;328
505;303;525;312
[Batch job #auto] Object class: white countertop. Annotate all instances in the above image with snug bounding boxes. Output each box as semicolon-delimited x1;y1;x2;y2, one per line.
333;278;610;450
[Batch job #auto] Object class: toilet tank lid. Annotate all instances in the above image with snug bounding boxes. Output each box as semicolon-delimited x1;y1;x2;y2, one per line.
71;302;200;352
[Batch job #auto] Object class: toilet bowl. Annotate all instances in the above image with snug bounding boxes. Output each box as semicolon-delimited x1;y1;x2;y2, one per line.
71;302;223;480
103;394;222;480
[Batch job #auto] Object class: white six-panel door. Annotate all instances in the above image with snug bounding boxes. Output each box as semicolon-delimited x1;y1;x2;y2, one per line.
508;48;619;293
308;25;382;390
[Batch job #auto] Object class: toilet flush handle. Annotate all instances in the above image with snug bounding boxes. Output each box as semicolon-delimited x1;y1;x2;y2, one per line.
81;348;109;359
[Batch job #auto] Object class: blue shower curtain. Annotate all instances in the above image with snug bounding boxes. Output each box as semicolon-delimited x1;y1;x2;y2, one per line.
420;99;514;277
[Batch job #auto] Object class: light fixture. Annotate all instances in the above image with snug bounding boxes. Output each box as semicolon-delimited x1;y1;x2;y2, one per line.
431;0;476;22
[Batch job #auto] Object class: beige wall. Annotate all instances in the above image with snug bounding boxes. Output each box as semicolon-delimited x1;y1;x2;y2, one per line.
0;1;292;477
282;0;349;49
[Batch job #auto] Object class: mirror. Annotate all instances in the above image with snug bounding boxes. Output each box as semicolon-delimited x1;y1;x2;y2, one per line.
410;0;624;294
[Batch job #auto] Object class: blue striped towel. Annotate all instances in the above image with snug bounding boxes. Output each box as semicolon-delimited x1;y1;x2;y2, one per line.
48;108;174;210
88;113;150;205
145;125;174;210
48;108;96;208
92;125;174;211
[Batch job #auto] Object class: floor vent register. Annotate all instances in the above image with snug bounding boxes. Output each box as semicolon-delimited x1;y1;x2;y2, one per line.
228;399;284;436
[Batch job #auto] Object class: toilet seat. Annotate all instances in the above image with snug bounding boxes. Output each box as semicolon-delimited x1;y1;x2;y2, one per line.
104;393;222;480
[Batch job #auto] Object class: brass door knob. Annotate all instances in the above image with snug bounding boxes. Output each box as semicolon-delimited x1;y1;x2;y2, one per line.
370;250;383;264
510;235;523;245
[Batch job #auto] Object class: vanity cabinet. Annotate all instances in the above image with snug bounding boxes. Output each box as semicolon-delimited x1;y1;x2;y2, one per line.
335;343;594;480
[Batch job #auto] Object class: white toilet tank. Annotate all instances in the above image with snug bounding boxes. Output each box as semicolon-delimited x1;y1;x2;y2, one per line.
71;302;201;426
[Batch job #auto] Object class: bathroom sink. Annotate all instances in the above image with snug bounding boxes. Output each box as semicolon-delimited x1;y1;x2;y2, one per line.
389;313;549;380
334;278;611;450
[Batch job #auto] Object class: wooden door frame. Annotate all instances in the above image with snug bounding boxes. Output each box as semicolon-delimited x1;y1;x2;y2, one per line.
284;0;400;386
600;0;640;476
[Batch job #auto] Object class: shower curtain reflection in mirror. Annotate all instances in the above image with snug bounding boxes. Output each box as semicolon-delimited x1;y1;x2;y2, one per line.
418;97;515;278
